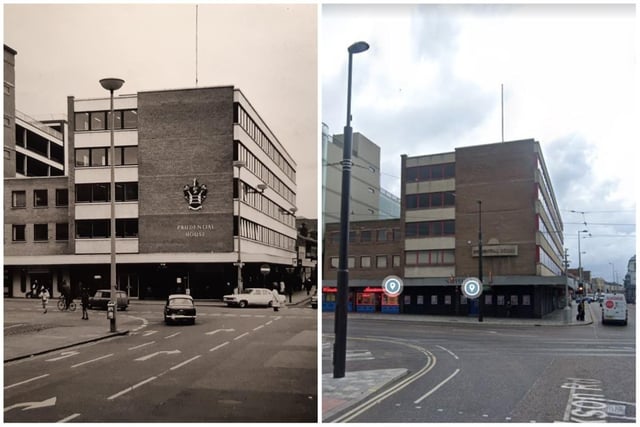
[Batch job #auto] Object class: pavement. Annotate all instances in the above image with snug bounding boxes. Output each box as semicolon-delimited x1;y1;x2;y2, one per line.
321;300;597;421
3;289;314;363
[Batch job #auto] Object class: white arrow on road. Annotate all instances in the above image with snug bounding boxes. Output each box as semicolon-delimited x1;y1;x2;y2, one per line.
135;350;181;362
46;351;79;362
205;328;235;335
4;397;56;412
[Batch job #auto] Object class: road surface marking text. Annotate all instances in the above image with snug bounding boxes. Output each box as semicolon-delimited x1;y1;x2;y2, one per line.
562;377;636;422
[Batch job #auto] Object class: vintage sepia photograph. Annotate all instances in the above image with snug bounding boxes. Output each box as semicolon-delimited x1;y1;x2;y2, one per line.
4;3;318;422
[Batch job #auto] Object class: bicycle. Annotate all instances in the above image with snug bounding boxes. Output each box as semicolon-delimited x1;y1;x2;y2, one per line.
57;296;76;311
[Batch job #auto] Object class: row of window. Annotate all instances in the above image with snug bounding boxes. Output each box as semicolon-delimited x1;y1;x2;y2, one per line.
235;104;295;182
75;146;138;167
75;109;138;132
328;228;402;244
76;219;139;238
329;254;402;269
236;143;295;206
75;182;138;203
405;220;455;238
16;124;65;164
12;223;69;242
236;181;295;228
406;162;455;182
11;220;139;242
405;249;455;266
11;189;68;208
238;218;296;252
406;191;456;210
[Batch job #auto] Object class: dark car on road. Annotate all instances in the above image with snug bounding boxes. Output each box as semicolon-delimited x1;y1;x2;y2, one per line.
164;294;197;325
88;289;129;310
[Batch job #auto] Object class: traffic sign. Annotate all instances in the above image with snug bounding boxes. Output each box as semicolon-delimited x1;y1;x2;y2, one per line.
461;277;483;299
260;264;270;275
382;275;403;297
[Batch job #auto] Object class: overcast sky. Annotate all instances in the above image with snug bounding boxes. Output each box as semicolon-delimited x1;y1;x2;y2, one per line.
322;3;636;282
4;3;317;219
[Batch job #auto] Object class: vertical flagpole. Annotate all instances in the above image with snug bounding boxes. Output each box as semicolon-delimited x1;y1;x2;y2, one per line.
501;83;504;142
195;5;199;87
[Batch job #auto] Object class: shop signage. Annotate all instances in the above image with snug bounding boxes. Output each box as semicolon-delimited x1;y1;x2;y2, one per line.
472;244;518;257
382;275;403;297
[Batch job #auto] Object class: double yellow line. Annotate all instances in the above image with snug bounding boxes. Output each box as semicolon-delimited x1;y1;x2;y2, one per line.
329;336;437;423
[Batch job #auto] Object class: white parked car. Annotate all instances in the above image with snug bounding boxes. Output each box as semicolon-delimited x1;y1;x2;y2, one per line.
223;288;285;308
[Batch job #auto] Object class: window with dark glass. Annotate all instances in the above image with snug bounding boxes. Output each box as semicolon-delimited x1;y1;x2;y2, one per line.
90;111;106;130
92;183;109;202
406;223;417;238
349;231;356;243
444;191;456;206
123;110;137;129
115;182;138;202
56;223;69;241
431;165;443;179
430;221;443;236
34;224;48;241
50;143;64;164
75;184;92;203
377;229;387;241
74;112;89;131
107;110;123;130
444;163;455;178
12;191;26;208
91;148;107;167
360;230;372;242
406;167;418;182
116;219;138;237
56;189;68;206
34;189;48;207
431;192;442;207
75;220;110;238
16;152;25;174
75;148;90;167
12;224;26;242
122;146;138;165
443;220;455;235
406;194;417;209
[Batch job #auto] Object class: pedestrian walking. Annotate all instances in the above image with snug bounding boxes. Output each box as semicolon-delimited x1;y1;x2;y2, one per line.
39;286;50;314
271;287;281;312
577;299;585;321
61;279;71;310
304;278;312;295
81;287;89;320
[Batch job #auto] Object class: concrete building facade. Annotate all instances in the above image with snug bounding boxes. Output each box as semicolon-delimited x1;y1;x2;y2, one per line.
5;80;301;299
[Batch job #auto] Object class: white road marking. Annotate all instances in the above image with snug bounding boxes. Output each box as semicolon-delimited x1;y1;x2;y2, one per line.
414;369;461;404
142;330;158;337
4;323;25;329
253;325;265;331
210;341;230;352
134;350;181;362
4;374;50;390
58;413;81;422
170;355;201;371
107;376;157;400
205;328;235;335
71;354;113;368
164;332;181;339
436;345;459;360
128;341;155;350
4;396;56;412
45;351;79;362
265;320;273;325
233;332;249;341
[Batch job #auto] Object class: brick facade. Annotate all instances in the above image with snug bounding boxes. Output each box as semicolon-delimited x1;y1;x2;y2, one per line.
137;87;235;253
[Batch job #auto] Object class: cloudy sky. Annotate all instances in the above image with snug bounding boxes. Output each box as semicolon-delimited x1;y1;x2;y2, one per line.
4;3;317;218
322;3;636;282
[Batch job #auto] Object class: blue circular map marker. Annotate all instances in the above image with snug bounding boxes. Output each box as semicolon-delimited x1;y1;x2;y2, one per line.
461;277;483;299
382;275;404;297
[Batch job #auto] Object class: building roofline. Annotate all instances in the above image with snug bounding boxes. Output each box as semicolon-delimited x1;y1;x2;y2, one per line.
4;44;17;55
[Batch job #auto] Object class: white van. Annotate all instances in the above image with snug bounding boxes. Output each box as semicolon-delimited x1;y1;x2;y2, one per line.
600;293;628;325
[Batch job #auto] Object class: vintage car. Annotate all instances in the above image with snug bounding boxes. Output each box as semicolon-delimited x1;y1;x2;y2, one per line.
88;289;129;310
223;288;285;308
164;294;197;325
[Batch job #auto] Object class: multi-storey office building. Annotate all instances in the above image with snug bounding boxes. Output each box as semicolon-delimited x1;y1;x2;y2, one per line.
322;218;403;313
624;255;635;303
5;84;299;299
321;125;400;229
401;139;566;318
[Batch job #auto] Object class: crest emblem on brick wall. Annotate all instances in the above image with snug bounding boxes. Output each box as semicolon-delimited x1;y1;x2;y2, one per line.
183;178;208;211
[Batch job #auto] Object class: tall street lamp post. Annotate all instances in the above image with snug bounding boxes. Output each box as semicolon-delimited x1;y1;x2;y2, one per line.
477;200;483;322
334;41;369;379
578;229;588;293
233;160;266;294
100;77;124;333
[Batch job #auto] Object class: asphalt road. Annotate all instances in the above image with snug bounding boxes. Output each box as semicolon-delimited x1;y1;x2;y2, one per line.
323;303;635;423
4;303;317;422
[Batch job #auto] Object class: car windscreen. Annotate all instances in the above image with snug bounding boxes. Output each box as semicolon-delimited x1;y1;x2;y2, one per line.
168;298;194;307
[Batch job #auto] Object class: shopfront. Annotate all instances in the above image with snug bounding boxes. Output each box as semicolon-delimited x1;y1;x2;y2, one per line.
321;285;400;314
